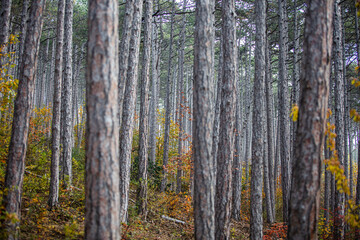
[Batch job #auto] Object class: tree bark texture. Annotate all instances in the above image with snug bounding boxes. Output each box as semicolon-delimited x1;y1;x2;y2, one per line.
215;0;236;238
278;0;291;223
119;0;143;223
288;0;334;239
193;0;215;238
3;0;45;238
0;0;12;44
61;0;74;188
137;0;153;218
85;0;120;238
161;0;176;192
250;0;265;238
118;0;134;126
48;0;65;208
333;0;345;238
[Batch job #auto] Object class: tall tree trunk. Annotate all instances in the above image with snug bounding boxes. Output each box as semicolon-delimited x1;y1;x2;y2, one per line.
333;0;345;238
278;0;291;223
193;0;215;238
61;0;74;188
250;0;266;238
0;0;12;44
265;40;275;220
232;65;242;221
3;0;45;238
160;0;176;192
85;0;120;238
118;0;134;126
137;0;152;218
212;36;222;177
215;0;236;238
48;0;65;208
16;0;29;80
149;19;159;166
176;0;187;194
39;32;50;107
288;0;334;238
119;0;143;223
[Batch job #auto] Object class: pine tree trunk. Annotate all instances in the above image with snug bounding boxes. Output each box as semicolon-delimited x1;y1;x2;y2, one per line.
250;0;265;237
119;0;143;222
176;0;187;194
137;0;152;218
0;0;12;44
265;40;275;220
149;19;159;166
215;0;236;238
61;0;74;188
118;0;134;125
16;0;29;80
85;0;120;238
48;0;65;208
193;0;215;238
3;0;45;238
288;1;334;238
278;0;291;223
333;1;345;238
161;0;176;192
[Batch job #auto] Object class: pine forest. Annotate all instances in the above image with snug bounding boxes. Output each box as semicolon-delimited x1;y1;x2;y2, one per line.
1;0;360;239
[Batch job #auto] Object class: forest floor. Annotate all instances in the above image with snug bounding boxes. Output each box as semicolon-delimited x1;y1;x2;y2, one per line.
7;171;254;240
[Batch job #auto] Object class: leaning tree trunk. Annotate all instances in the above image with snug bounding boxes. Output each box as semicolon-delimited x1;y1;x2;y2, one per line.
333;1;345;238
48;0;65;208
61;0;74;188
250;0;266;238
119;0;143;223
278;0;291;223
137;0;152;218
215;0;236;238
85;0;120;238
288;0;334;238
193;0;215;238
16;0;29;80
3;0;45;238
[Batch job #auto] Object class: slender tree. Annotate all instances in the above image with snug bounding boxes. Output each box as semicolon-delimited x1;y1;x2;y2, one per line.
137;0;153;217
278;0;291;223
48;0;65;208
85;0;120;238
250;0;266;238
215;0;236;238
288;0;334;238
3;0;46;238
119;0;143;222
333;0;345;238
193;0;215;238
61;0;74;188
161;0;176;192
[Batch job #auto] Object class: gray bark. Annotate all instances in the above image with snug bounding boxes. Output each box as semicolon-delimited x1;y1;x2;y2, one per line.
250;0;265;238
137;0;152;218
118;0;134;126
149;20;159;166
0;0;12;44
333;1;345;238
176;0;187;194
278;0;291;223
119;0;143;223
193;0;215;238
61;0;74;188
160;0;176;192
48;0;65;208
215;0;236;238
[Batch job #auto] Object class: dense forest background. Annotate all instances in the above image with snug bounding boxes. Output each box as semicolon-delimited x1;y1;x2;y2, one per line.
0;0;360;239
